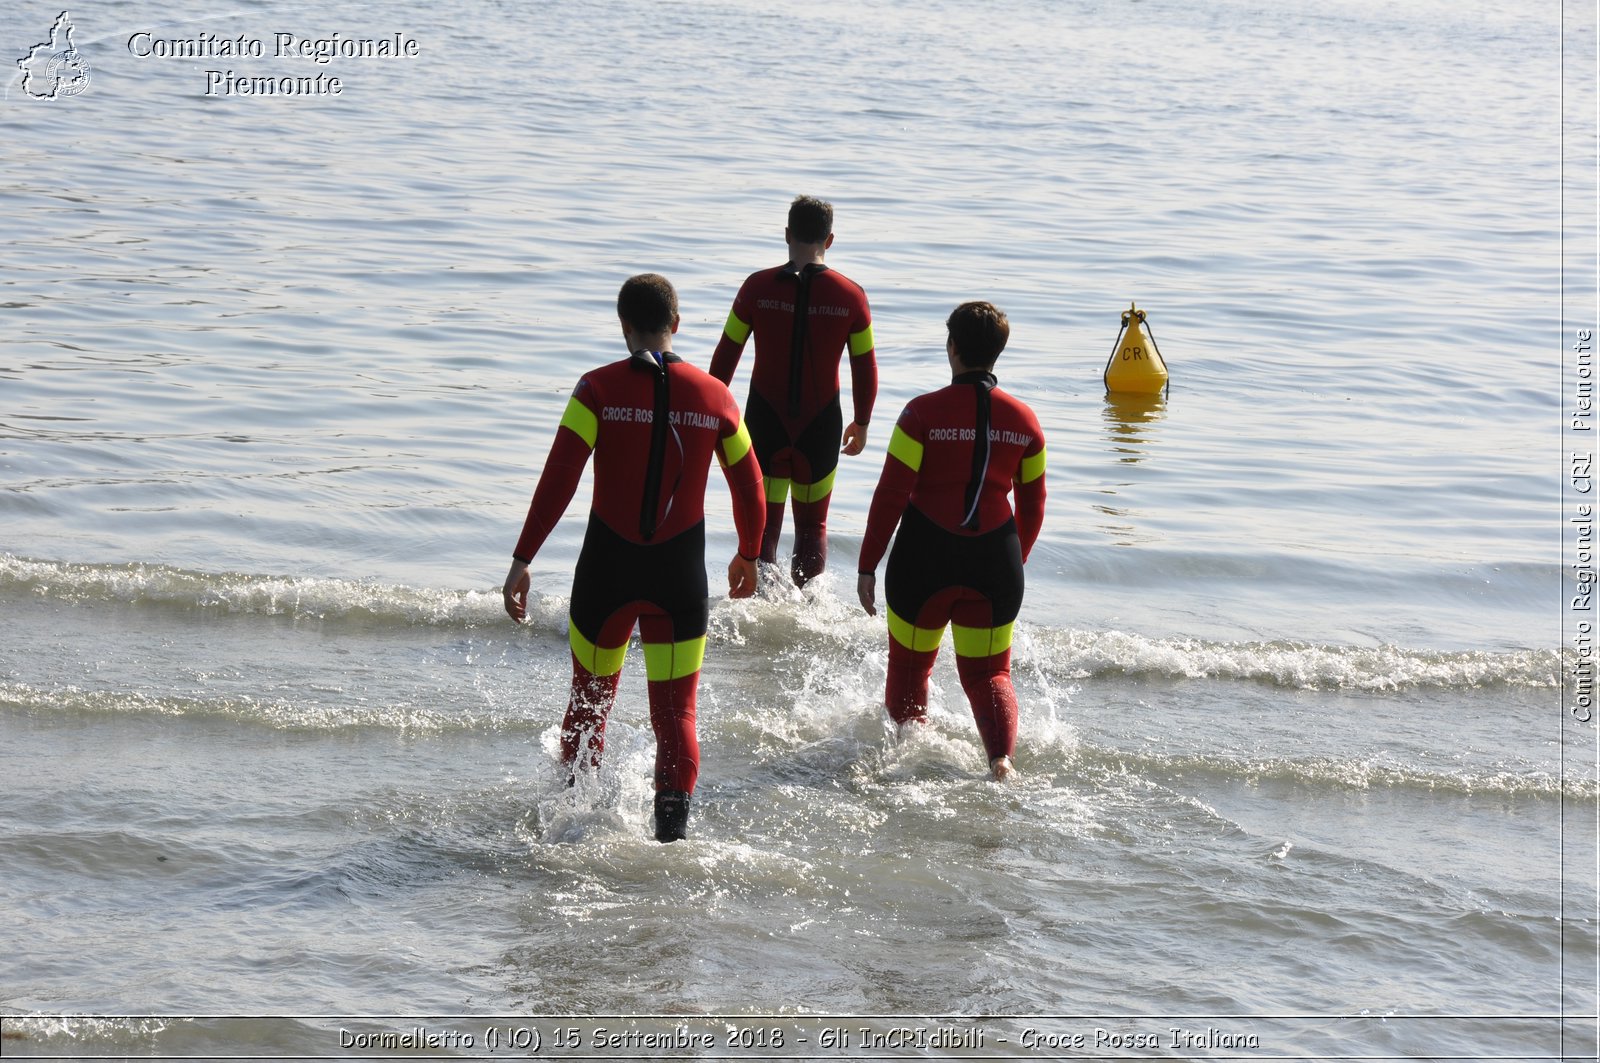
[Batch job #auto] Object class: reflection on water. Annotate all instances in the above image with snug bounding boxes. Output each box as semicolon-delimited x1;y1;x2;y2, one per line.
1101;391;1167;464
1093;392;1168;545
1090;495;1151;546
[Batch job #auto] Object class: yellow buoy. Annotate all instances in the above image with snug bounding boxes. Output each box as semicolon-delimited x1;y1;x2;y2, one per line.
1102;302;1169;395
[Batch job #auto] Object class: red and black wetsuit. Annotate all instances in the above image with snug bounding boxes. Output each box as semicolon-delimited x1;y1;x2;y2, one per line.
858;370;1047;761
709;262;877;581
513;349;765;795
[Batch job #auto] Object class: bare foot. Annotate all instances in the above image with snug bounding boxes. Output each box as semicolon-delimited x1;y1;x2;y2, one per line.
893;716;928;742
989;755;1015;782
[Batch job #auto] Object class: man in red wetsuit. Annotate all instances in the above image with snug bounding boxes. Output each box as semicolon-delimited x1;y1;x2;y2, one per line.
856;301;1047;781
502;274;766;842
709;195;878;587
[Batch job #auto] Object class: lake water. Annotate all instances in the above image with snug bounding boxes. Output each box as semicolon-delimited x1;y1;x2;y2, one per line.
1;0;1594;1058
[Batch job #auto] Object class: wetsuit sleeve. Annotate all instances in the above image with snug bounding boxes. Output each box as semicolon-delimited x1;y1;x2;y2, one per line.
708;280;754;387
1014;414;1047;563
847;293;877;426
857;405;921;573
716;395;766;560
511;381;598;562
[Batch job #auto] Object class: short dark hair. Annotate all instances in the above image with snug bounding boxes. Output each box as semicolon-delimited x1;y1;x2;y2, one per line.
787;195;834;244
947;301;1010;368
617;273;678;334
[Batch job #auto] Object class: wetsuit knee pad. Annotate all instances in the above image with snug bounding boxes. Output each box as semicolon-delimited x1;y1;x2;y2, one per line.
885;603;947;654
764;477;792;505
639;637;707;681
951;619;1015;659
568;619;628;677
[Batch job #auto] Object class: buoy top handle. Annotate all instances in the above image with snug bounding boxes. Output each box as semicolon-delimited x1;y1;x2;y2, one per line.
1120;302;1147;326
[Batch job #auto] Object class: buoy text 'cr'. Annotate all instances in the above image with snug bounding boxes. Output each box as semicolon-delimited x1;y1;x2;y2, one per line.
1103;302;1169;395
